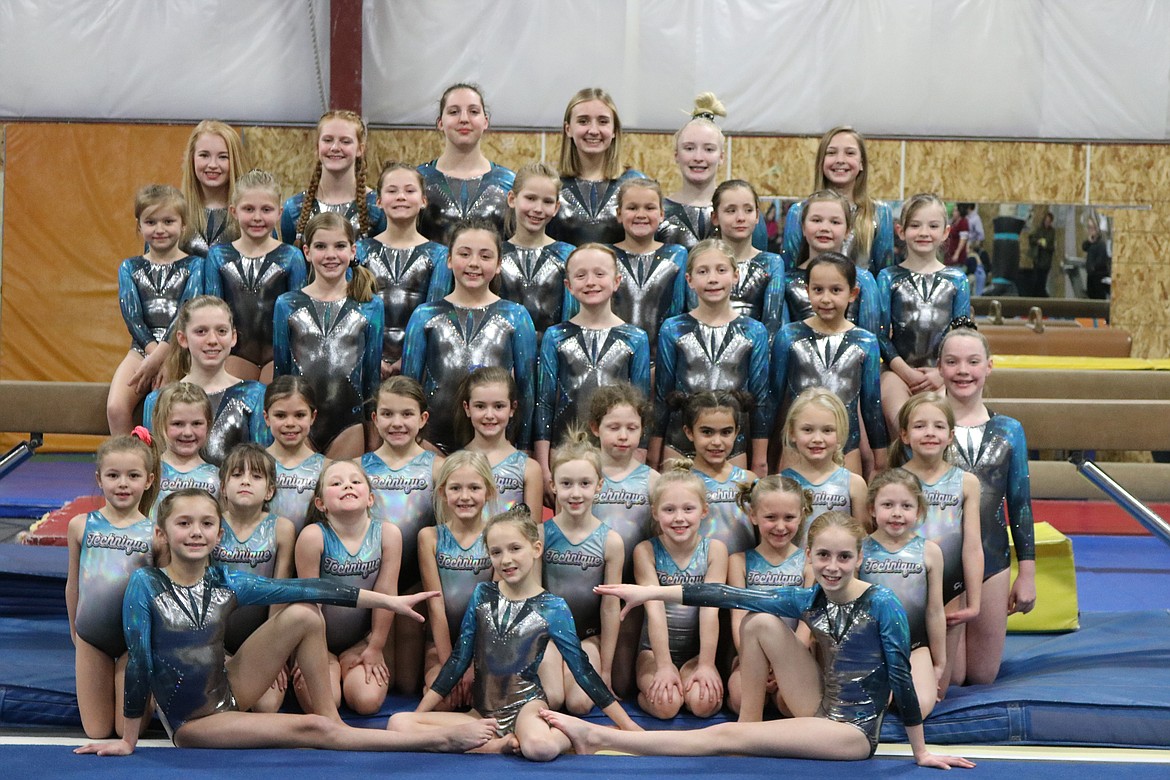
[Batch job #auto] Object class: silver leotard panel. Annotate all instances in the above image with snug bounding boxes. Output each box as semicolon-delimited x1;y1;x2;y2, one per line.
548;176;626;245
782;466;853;537
203;381;267;467
417;161;515;242
210;513;279;652
434;523;493;639
184;208;231;258
74;511;154;657
859;536;929;649
919;465;967;601
270;453;326;535
611;246;687;346
744;547;806;629
317;519;384;654
640;536;710;666
542;519;611;638
878;265;970;368
498;241;574;339
593;464;653;582
655;199;712;250
118;255;201;352
697;465;754;555
357;238;448;364
362;450;436;588
206;244;306;365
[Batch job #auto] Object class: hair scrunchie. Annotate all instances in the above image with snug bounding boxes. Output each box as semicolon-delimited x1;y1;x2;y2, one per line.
131;425;153;446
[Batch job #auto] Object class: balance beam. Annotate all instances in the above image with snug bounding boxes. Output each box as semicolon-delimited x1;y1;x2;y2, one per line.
986;369;1170;400
0;381;111;436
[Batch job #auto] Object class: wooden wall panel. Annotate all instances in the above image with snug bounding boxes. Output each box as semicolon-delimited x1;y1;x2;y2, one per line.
731;136;818;197
903;140;1086;203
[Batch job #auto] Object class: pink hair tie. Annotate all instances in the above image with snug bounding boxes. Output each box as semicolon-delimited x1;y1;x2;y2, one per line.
131;426;153;446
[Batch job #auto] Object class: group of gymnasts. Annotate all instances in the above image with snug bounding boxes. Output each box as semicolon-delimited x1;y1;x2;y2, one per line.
65;83;1049;767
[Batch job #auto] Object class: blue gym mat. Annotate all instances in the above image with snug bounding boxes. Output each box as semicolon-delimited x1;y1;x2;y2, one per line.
0;460;96;517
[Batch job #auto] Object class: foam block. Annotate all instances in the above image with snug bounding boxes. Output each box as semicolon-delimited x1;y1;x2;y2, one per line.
1008;521;1079;632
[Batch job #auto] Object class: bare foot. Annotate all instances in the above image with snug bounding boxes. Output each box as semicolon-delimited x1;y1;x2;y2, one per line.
440;718;499;752
471;733;519;754
539;709;601;755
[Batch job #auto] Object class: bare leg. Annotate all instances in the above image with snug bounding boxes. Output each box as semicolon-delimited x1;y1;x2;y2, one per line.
856;409;875;481
259;361;275;385
843;449;863;476
226;356;261;381
880;371;911;441
542;710;871;759
727;657;743;715
387;710;516;755
392;604;425;695
963;569;1009;685
739;613;821;721
562;637;601;715
635;649;683;720
910;646;938;718
326;424;367;460
728;452;748;470
514;699;570;762
106;352;145;435
341;639;391;716
679;656;723;717
540;642;565;711
940;594;967;693
74;638;116;739
611;607;643;697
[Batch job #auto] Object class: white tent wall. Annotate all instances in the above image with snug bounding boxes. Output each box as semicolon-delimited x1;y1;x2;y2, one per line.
0;0;330;122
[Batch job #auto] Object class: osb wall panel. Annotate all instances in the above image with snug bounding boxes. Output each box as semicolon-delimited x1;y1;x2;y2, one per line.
624;132;679;191
902;140;1086;203
731;136;819;197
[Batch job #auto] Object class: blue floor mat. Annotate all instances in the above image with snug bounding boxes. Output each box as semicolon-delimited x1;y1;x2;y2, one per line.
0;461;96;518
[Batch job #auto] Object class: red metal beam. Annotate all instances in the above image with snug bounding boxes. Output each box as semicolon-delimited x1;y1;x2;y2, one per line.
329;0;362;112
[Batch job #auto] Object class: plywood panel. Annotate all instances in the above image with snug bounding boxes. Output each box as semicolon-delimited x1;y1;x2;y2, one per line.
623;132;677;190
1089;144;1166;203
730;136;818;197
904;140;1086;203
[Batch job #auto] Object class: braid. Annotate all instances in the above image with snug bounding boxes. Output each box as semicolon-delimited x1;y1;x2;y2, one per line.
354;153;370;238
294;161;323;249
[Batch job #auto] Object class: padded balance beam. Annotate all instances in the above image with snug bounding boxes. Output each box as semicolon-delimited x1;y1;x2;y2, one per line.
984;398;1170;451
1030;461;1170;502
986;369;1170;400
972;296;1111;320
0;382;110;436
981;326;1131;358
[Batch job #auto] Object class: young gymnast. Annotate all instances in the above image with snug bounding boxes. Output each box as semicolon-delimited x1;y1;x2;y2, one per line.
204;169;307;383
651;240;770;474
499;162;575;345
632;460;727;719
211;444;295;713
108;184;202;436
361;376;443;692
859;468;947;717
401;219;537;454
457;367;543;522
783;190;879;335
357;162;451;376
535;243;651;493
878;194;973;433
144;296;269;466
779;388;870;530
548;512;975;769
771;252;888;475
656;93;726;250
180;120;247;257
389;505;639;760
547;87;642;246
273;212;383;459
76;488;495;756
418;83;515;242
587;384;659;695
541;432;624;713
264;376;325;535
684;392;758;555
295;459;404;715
892;393;983;691
707;179;786;336
725;476;811;715
150;382;219;512
418;451;498;709
939;326;1036;684
281;110;386;246
66;432;159;738
609;178;689;353
781;126;895;274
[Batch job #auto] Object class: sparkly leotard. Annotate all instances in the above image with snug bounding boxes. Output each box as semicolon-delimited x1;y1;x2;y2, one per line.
498;240;575;343
118;255;203;355
683;582;921;754
143;381;270;467
877;265;971;369
211;512;280;652
489;450;530;517
203;243;307;365
279;192;386;245
122;566;359;739
744;547;806;629
152;462;219;517
535;322;651;446
74;511;154;657
270;453;326;535
609;244;689;352
362;449;436;588
355;238;450;365
184;207;232;258
542;518;612;638
783;264;880;335
918;465;968;601
315;518;385;654
640;536;711;666
781;199;896;274
951;414;1036;579
593;464;654;582
859;536;929;649
272;291;383;454
783;466;854;535
547;170;643;246
695;466;754;555
433;523;493;641
685;251;788;337
430;582;615;734
401;298;537;453
417;161;515;242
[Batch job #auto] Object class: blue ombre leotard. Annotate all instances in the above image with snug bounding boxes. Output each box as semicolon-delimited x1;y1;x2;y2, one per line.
609;245;689;352
594;464;653;582
401;299;536;453
434;523;494;641
362;449;436;588
685;251;788;337
489;450;529;516
783;466;854;533
876;265;971;369
683;582;921;754
118;255;203;355
279;192;386;245
272;291;383;453
542;519;612;638
696;465;754;555
951;414;1036;580
641;536;711;666
783;265;880;335
654;313;771;456
859;536;929;649
417;161;515;242
918;465;967;601
122;566;359;740
498;240;575;343
744;547;807;629
143;381;270;467
657;201;771;252
431;582;615;734
203;243;308;366
316;518;385;654
270;453;326;535
771;322;887;453
153;462;219;517
781;199;896;274
355;237;451;365
211;512;280;652
535;322;651;447
547;170;643;246
74;511;154;657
